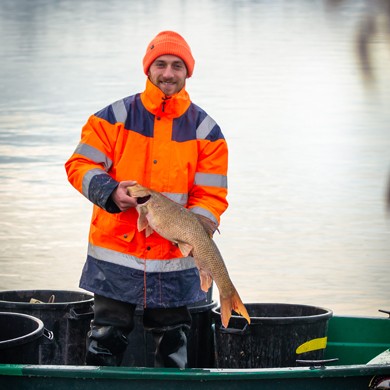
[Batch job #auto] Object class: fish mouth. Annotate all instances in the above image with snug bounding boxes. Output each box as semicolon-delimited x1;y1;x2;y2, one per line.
137;195;151;205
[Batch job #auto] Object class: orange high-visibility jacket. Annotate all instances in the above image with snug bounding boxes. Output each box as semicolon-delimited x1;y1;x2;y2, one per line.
65;79;228;307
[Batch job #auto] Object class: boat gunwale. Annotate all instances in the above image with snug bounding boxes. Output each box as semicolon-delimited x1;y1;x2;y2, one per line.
0;363;389;381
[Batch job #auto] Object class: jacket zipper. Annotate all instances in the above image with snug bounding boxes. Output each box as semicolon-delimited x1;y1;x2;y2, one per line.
161;96;171;113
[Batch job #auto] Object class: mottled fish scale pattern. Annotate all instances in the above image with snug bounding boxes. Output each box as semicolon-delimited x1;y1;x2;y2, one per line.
128;184;250;328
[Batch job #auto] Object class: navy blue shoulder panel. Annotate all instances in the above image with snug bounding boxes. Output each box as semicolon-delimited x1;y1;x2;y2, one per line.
95;102;117;124
124;94;154;137
94;99;223;142
207;122;225;142
94;94;154;138
172;103;224;142
172;103;205;142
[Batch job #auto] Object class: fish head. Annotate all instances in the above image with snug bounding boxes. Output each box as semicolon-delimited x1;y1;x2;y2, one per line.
127;184;152;205
127;184;154;235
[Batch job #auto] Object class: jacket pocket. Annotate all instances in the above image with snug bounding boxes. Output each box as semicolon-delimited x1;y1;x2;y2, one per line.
91;210;136;244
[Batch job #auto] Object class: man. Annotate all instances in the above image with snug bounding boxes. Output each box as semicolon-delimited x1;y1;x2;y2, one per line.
65;31;228;368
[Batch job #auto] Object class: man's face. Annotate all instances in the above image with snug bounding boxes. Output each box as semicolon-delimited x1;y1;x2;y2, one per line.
148;55;187;96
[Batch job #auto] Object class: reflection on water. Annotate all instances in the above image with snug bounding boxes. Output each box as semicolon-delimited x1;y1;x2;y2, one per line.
0;0;389;315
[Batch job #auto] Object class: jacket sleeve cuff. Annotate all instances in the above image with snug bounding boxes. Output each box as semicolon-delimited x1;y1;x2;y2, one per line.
105;194;121;213
88;173;120;213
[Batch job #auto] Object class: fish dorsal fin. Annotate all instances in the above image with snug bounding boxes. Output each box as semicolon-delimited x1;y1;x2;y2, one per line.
177;242;193;257
199;269;213;292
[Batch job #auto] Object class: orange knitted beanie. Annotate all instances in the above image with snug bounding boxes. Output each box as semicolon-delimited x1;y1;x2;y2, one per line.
143;31;195;78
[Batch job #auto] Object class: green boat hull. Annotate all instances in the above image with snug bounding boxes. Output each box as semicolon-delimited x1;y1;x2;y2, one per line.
0;363;389;390
0;314;389;389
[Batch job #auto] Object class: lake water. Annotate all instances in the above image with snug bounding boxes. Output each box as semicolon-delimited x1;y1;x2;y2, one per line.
0;0;389;316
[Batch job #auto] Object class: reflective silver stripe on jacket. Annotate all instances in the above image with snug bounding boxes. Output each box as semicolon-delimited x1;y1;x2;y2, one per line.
74;143;113;171
82;168;107;197
111;99;128;123
196;115;217;139
190;206;218;225
162;192;188;206
194;172;227;188
88;243;196;272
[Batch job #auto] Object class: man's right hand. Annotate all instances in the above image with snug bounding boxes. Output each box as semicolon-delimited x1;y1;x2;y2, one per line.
111;181;138;211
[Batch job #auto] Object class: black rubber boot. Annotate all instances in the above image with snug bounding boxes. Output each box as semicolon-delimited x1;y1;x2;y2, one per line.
85;294;136;366
152;326;189;368
143;306;192;368
86;323;129;366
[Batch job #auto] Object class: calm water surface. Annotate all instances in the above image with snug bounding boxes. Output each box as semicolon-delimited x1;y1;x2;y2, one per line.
0;0;389;316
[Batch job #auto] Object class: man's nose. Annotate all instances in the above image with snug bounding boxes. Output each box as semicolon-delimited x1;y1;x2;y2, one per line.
162;65;174;78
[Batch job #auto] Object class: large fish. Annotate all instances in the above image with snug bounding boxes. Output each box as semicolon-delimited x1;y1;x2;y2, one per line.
127;183;250;328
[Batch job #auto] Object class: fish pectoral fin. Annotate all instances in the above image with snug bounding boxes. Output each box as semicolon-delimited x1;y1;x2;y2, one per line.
145;225;154;237
199;269;213;292
177;242;193;257
137;208;154;237
137;210;149;232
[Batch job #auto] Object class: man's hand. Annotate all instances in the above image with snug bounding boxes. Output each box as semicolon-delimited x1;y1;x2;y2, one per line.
111;181;138;211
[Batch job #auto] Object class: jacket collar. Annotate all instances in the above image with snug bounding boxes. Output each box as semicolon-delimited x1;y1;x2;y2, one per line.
140;78;191;119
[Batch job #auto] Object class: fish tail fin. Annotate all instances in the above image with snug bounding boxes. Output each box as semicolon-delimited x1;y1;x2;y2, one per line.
220;290;251;328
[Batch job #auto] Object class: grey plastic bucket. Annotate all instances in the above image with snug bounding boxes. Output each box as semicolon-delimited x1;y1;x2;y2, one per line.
0;312;52;364
0;290;93;365
212;303;333;368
